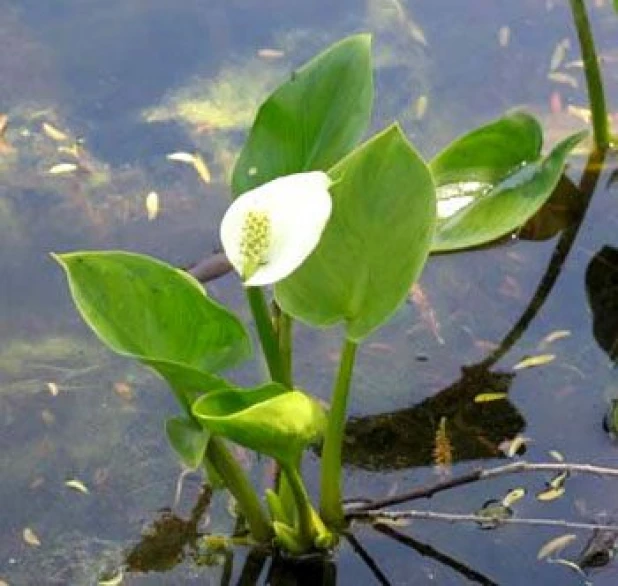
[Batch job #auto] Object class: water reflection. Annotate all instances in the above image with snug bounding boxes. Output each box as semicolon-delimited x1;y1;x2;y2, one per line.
586;245;618;363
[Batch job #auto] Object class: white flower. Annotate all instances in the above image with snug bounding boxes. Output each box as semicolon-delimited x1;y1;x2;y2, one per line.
220;171;332;286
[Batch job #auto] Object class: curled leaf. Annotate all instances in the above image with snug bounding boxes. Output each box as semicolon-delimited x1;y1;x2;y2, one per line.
502;487;526;508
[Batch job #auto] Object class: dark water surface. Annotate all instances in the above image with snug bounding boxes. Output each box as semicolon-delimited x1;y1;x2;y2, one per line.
1;0;618;584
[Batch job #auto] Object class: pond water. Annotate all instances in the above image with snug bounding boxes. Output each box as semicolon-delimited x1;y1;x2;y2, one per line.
1;0;618;584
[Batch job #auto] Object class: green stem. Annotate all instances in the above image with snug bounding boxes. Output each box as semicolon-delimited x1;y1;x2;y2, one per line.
282;462;315;547
320;338;358;527
207;436;272;543
569;0;611;150
245;287;285;384
278;310;294;388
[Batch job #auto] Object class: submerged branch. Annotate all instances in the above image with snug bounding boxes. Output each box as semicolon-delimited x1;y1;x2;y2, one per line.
345;460;618;516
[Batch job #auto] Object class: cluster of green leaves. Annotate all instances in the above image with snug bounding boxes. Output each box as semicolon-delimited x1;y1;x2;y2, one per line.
55;34;585;555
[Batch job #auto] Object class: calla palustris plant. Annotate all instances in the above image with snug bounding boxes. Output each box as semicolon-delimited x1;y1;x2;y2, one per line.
54;33;586;554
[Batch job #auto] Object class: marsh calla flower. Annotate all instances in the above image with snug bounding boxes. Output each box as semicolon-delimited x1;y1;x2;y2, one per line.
221;171;332;286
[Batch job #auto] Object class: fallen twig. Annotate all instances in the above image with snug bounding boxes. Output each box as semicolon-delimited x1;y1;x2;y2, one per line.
345;460;618;515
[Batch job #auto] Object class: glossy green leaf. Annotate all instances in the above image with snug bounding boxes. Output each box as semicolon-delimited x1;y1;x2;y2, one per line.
432;131;587;252
165;416;210;469
192;384;327;465
231;34;373;197
430;111;543;186
54;251;250;407
275;124;435;341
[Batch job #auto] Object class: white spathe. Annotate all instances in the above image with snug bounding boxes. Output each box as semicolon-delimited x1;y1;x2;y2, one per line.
220;171;332;286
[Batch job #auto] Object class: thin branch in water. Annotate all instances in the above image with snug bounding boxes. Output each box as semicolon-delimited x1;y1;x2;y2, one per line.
343;531;392;586
362;510;618;533
373;523;499;586
345;460;618;515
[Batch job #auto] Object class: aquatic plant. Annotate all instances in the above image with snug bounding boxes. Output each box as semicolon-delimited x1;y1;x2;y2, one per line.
54;34;585;554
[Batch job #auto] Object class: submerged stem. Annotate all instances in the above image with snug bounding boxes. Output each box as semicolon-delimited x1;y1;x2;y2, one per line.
207;436;272;543
569;0;611;150
320;338;358;527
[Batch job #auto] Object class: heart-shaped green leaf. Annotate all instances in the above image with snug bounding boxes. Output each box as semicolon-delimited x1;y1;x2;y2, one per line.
231;34;373;197
165;416;210;470
54;251;251;408
432;130;587;252
431;111;543;186
275;124;436;341
192;384;326;465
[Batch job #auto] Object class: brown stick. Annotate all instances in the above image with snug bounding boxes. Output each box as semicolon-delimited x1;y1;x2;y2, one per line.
187;252;233;283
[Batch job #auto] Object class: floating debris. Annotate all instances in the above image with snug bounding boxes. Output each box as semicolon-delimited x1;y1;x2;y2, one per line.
550;90;563;114
549;470;569;489
536;485;566;502
46;381;59;396
145;191;160;221
409;283;444;344
42;122;69;142
548;71;579;88
166;152;196;163
48;162;78;175
65;478;89;494
550;38;571;71
257;48;285;59
500;435;531;458
498;26;510;48
414;95;428;120
567;105;592;124
167;151;211;184
513;354;556;370
23;527;41;547
549;450;565;462
192;153;211;184
502;487;526;507
539;330;571;348
0;113;14;154
474;392;508;403
476;499;513;529
538;533;577;560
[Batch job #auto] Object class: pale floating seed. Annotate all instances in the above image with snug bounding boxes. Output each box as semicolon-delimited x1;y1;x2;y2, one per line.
504;435;532;458
145;191;159;221
23;527;41;547
166;152;196;164
65;479;89;494
513;354;556;370
548;71;579;88
48;163;78;175
42;122;69;142
474;392;508;403
192;153;211;184
538;533;577;560
498;25;510;47
537;485;566;501
47;382;59;396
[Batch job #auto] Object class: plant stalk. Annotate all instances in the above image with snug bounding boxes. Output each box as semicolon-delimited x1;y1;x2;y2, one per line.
569;0;611;150
207;436;272;543
245;287;285;384
278;310;294;388
320;337;358;527
282;463;315;547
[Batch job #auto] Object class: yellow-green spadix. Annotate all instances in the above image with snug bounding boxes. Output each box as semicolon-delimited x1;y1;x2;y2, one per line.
220;171;332;286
